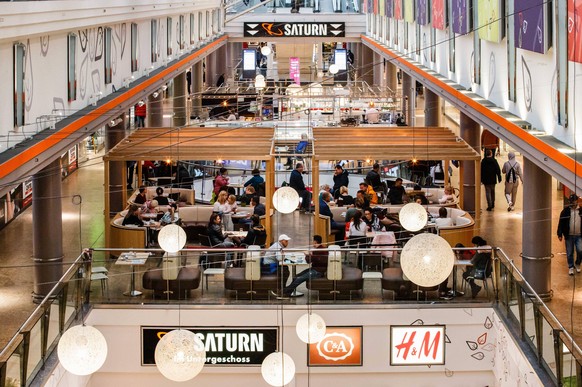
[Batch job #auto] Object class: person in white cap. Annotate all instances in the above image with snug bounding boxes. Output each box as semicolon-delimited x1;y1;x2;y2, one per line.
261;234;291;274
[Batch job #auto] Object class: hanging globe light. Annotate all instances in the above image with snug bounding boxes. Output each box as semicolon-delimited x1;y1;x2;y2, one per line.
328;64;339;75
261;45;272;56
400;233;455;287
296;312;326;344
155;329;206;382
255;74;266;90
261;352;296;387
157;224;187;253
399;202;428;232
272;187;300;214
57;325;108;376
286;83;302;96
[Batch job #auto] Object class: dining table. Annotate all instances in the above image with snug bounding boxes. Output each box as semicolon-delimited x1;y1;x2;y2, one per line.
116;252;151;296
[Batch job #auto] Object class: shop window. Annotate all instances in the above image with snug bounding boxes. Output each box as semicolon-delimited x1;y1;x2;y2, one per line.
104;27;112;84
131;23;138;73
206;11;211;37
151;19;159;63
190;13;195;44
67;33;77;101
13;43;25;127
199;12;204;40
430;28;436;62
179;15;185;50
167;17;173;56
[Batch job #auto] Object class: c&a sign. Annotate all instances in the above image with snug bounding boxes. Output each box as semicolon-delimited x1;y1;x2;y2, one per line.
308;327;362;366
390;325;445;366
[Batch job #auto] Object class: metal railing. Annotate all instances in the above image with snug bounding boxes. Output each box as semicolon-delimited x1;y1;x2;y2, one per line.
1;246;580;386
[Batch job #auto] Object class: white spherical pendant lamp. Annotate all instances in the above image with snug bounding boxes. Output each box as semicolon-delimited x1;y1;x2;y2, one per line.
272;187;300;214
296;312;326;344
261;45;272;56
329;64;339;75
261;352;296;387
399;202;428;232
155;329;206;382
157;224;187;253
400;233;455;287
58;325;108;376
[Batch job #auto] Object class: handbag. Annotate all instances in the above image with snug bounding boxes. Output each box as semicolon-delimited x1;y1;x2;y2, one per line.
474;268;486;280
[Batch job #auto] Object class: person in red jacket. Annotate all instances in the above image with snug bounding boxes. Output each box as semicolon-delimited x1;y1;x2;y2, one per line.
135;101;146;127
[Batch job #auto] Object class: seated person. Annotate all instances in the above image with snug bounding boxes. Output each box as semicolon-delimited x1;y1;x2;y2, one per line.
365;106;379;124
177;194;191;207
336;186;354;207
160;203;180;225
434;207;453;229
141;199;159;216
153;187;169;205
345;197;365;223
355;190;370;209
462;236;492;298
251;196;266;216
359;182;378;205
387;178;406;204
319;184;335;206
347;210;367;246
213;191;231;213
281;235;328;296
134;186;147;205
207;213;240;247
243;169;264;192
239;186;256;206
284;134;309;169
413;193;429;205
122;204;144;226
363;207;385;232
262;234;291;274
240;215;266;246
227;194;238;213
439;185;456;204
320;192;345;240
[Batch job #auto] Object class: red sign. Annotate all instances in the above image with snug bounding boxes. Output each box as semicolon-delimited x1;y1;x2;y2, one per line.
308;327;362;366
289;57;300;85
390;325;445;365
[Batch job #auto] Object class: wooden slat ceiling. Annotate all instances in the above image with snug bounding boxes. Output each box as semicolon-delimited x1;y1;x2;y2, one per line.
104;127;275;161
312;127;481;161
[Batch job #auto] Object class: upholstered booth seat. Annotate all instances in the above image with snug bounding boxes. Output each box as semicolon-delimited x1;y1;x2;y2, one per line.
305;267;363;300
142;267;201;299
224;267;289;300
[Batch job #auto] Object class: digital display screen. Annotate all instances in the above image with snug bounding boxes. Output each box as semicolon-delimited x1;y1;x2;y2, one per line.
334;49;347;70
243;49;256;71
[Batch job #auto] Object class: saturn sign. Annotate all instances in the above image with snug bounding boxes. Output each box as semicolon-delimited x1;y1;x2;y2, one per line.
308;327;362;366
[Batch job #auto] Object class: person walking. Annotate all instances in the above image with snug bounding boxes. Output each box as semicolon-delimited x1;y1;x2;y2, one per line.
481;149;502;211
501;152;523;211
557;194;582;275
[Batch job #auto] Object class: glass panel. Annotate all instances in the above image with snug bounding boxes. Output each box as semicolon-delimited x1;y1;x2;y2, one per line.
541;315;558;380
104;27;112;84
207;11;211;37
67;34;77;101
65;276;79;325
6;350;21;387
131;23;138;73
167;17;173;56
26;319;42;379
523;296;537;351
179;15;185;50
430;28;436;62
13;43;25;127
190;14;195;44
562;348;576;385
448;27;455;72
507;276;520;324
47;303;60;352
151;19;159;63
199;13;204;40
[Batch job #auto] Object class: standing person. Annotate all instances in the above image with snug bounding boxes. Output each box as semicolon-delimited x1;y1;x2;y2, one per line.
213;167;230;201
135;101;146;128
281;235;328;296
186;70;192;96
501;152;523;211
481;149;502;211
244;168;265;192
289;163;311;213
332;164;349;197
557;194;582;275
366;163;382;192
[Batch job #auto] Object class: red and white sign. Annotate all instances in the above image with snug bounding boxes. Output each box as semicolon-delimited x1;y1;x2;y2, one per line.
308;327;362;366
390;325;445;365
289;57;300;85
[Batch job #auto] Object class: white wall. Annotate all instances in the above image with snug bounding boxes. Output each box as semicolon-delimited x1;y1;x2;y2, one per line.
44;306;544;387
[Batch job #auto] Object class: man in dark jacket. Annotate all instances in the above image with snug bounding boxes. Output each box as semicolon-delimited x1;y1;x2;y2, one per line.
332;164;349;197
480;149;502;211
289;163;311;212
366;163;382;192
320;192;345;240
557;194;582;275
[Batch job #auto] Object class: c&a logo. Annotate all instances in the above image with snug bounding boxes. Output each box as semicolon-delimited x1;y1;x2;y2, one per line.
308;327;362;366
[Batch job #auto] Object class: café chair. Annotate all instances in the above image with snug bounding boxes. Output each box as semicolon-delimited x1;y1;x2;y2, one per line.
244;245;261;300
90;272;109;299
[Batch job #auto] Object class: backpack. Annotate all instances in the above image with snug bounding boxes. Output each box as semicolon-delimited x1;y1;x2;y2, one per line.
506;163;517;183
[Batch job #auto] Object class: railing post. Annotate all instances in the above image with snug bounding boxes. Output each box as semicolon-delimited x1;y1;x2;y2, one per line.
19;333;29;387
553;329;563;386
59;282;68;334
0;360;6;387
40;306;50;366
577;360;582;387
518;287;526;340
533;303;543;364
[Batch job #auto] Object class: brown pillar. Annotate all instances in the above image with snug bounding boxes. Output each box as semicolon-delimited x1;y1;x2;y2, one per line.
385;60;398;92
192;61;204;118
359;45;374;85
402;72;414;126
459;113;480;215
373;53;383;87
106;114;127;216
522;158;552;300
148;91;164;127
32;159;63;302
174;71;187;126
424;88;441;127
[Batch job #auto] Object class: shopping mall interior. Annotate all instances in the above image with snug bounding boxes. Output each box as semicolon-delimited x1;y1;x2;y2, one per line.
0;0;581;386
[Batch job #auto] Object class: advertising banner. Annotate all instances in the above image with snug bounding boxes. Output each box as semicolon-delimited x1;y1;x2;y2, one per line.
290;57;300;84
452;0;471;35
568;0;582;62
477;0;503;42
308;327;362;366
416;0;429;25
432;0;446;30
390;325;445;365
394;0;402;20
515;0;549;54
386;0;394;18
404;0;415;23
142;327;278;366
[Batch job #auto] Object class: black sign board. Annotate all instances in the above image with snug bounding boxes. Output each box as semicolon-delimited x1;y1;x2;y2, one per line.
141;327;278;366
244;22;345;38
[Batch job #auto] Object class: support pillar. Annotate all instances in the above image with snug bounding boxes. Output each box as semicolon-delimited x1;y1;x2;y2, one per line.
402;72;414;126
106;114;127;216
205;53;216;88
522;158;552;300
192;61;204;118
148;92;164;127
359;45;374;85
424;88;441;127
32;159;63;302
459;113;480;215
173;71;187;126
373;53;383;87
385;60;398;92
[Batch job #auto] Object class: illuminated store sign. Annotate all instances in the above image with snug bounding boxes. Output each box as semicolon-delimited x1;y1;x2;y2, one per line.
308;327;362;366
244;22;345;38
390;325;445;365
142;327;278;366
